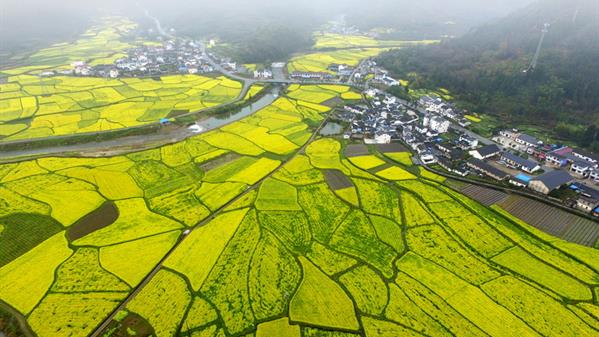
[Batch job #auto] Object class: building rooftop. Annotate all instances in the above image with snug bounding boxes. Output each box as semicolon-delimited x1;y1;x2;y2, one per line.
467;158;509;179
502;152;538;169
517;134;540;145
474;144;501;157
531;170;573;190
573;148;599;162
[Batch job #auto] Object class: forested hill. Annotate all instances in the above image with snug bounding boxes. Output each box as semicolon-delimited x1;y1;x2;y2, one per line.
377;0;599;147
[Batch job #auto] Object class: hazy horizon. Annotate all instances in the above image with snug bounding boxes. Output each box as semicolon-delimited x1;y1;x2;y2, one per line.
0;0;535;54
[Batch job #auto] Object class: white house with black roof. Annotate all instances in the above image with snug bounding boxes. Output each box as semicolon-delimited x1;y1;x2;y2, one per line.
515;133;541;149
501;152;541;173
528;170;574;195
469;144;501;160
467;158;510;181
571;160;593;178
545;152;569;167
572;149;599;167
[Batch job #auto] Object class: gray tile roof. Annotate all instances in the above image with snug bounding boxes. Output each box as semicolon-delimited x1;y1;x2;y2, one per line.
531;170;573;190
474;144;501;157
502;152;538;169
517;134;540;145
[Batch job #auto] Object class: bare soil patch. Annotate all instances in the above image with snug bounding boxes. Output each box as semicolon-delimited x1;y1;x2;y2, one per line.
324;170;354;190
376;143;408;153
344;144;369;157
67;202;119;242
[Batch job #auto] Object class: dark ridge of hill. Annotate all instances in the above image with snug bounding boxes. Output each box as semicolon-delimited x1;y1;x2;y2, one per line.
377;0;599;149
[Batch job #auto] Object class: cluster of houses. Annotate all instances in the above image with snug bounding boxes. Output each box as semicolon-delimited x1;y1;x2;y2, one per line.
46;40;218;79
253;69;273;79
348;60;401;86
447;128;599;215
419;96;472;128
466;142;599;215
336;90;419;146
491;129;599;182
111;40;216;77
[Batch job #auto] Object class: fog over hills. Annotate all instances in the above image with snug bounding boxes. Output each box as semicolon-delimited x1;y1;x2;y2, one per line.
1;0;533;55
378;0;599;149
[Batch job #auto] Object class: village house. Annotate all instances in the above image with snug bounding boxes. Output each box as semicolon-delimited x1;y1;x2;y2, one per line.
591;169;599;182
572;184;599;212
422;115;450;134
515;133;541;149
458;134;479;150
571;160;593;178
469;144;501;160
545;152;569;167
572;149;599;167
290;72;334;80
501;152;541;173
509;175;530;188
253;69;273;79
467;158;510;181
528;170;574;195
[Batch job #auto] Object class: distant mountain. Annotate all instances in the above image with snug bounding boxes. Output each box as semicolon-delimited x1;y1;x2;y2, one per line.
378;0;599;148
344;0;535;39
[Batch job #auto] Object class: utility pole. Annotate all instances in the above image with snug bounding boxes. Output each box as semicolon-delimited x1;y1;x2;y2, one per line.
523;23;550;74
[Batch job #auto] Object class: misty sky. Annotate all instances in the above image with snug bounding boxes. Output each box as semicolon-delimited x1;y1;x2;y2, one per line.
0;0;535;53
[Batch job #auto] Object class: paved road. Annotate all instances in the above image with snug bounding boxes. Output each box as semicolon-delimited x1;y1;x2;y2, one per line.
89;111;333;337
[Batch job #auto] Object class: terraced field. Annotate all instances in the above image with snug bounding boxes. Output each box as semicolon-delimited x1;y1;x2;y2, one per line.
1;84;599;337
0;17;242;142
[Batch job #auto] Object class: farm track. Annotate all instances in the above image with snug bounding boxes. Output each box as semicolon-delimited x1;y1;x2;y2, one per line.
0;300;34;337
89;110;333;337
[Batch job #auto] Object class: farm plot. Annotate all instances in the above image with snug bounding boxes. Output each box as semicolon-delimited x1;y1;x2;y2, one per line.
497;195;599;247
0;86;347;336
287;48;385;74
0;74;242;141
289;257;359;330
